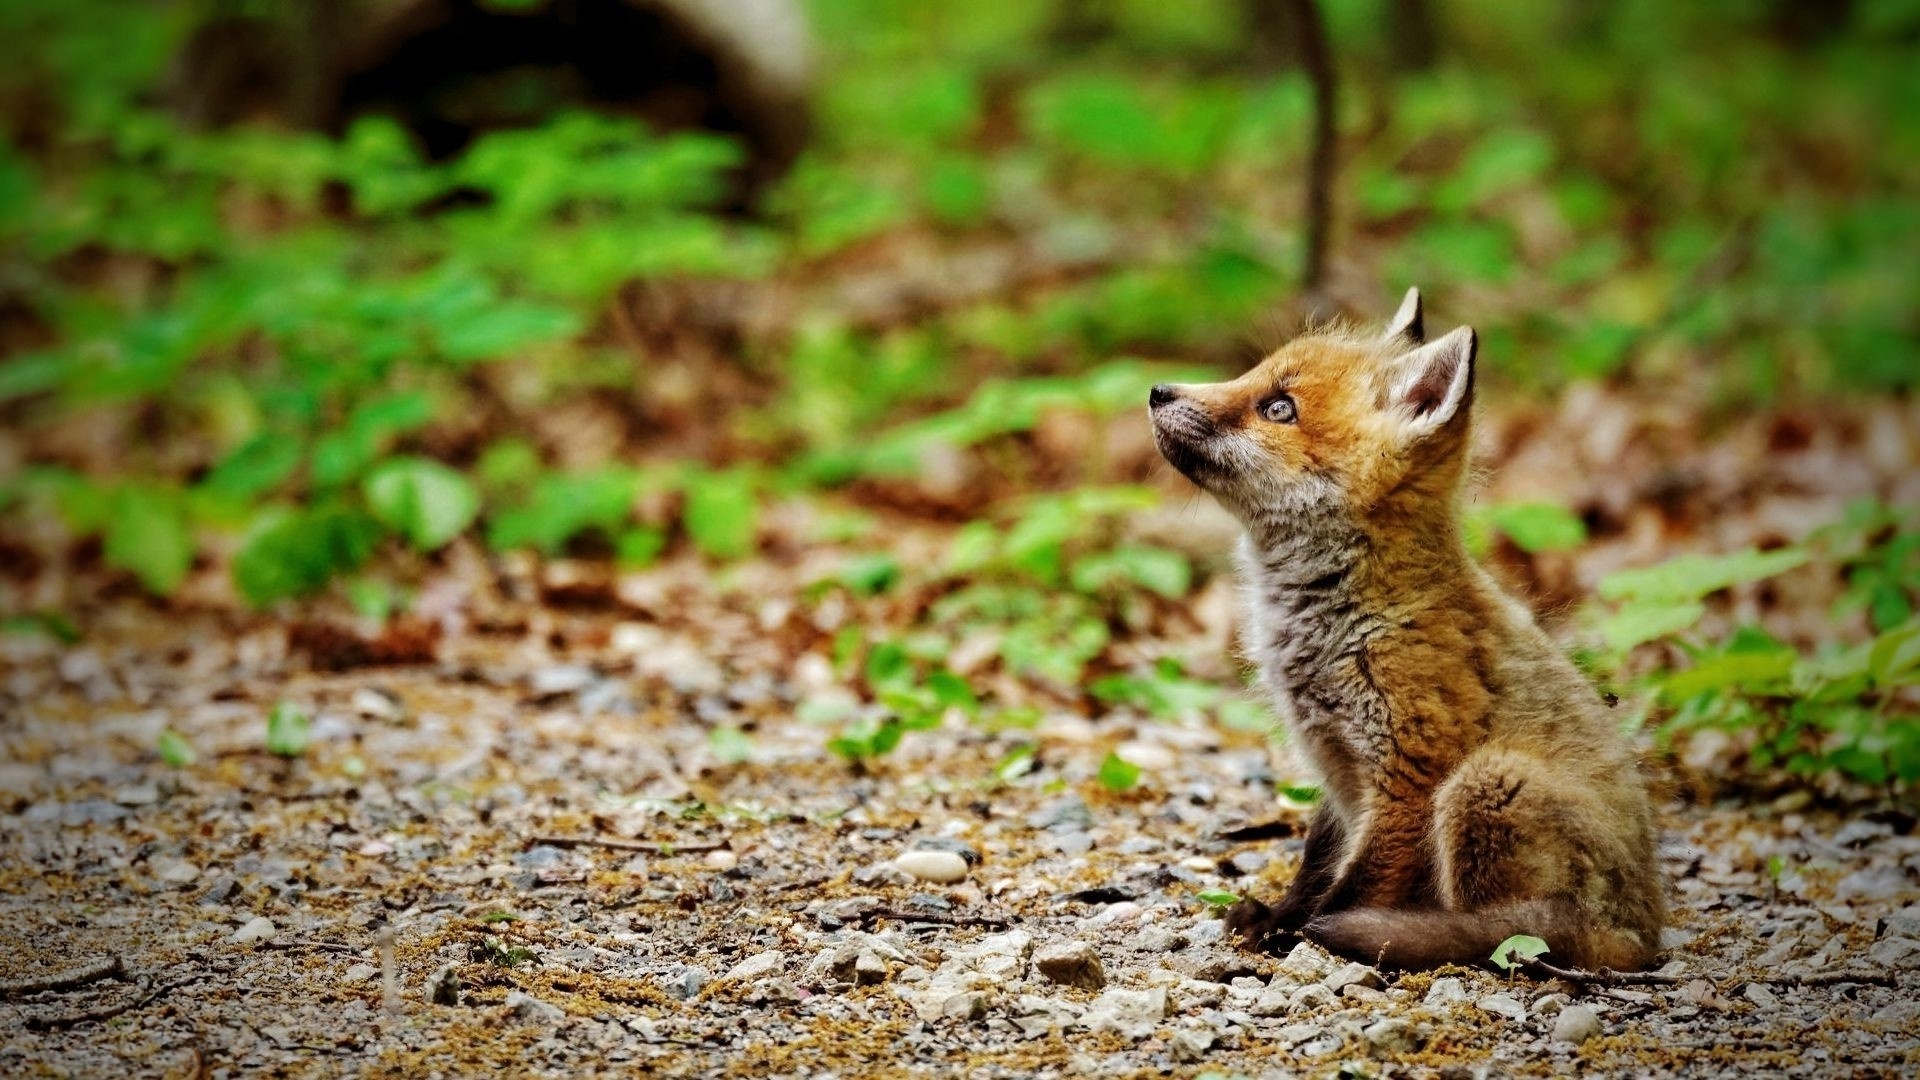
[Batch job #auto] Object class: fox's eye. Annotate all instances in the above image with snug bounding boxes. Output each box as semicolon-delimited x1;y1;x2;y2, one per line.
1260;395;1298;424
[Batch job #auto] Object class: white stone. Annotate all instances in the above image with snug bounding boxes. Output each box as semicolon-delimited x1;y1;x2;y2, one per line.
152;858;201;885
1552;1004;1603;1044
895;850;968;884
505;990;565;1023
230;916;277;945
1082;987;1170;1039
726;950;786;982
1423;976;1468;1007
1477;992;1527;1021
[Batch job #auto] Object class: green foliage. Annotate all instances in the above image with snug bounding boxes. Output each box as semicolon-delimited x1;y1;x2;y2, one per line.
1;612;80;643
1592;510;1920;788
103;488;193;594
683;470;759;561
709;727;756;765
363;458;479;552
472;936;536;969
1490;934;1550;971
233;506;381;608
1469;502;1588;556
1097;751;1143;792
265;702;311;758
156;728;196;768
1196;888;1240;908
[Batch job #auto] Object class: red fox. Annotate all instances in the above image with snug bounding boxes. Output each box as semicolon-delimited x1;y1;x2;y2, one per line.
1148;289;1664;970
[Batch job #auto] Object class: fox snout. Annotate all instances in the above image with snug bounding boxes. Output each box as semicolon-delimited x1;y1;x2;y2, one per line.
1148;383;1218;481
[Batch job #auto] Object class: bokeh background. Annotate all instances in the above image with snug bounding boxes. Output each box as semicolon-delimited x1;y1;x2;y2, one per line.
1;0;1917;790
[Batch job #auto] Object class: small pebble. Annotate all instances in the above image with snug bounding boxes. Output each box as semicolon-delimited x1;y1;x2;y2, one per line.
1743;982;1780;1009
426;964;461;1006
894;850;969;883
504;989;566;1023
1035;940;1106;989
726;950;785;982
705;848;739;871
1552;1003;1603;1044
1477;992;1527;1021
229;916;277;945
1364;1016;1421;1054
1424;976;1468;1007
1170;1028;1214;1062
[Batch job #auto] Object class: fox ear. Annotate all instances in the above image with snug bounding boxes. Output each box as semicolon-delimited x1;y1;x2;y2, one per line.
1383;287;1423;346
1388;325;1475;436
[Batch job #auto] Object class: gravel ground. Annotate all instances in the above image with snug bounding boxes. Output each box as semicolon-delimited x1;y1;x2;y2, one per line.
3;550;1918;1080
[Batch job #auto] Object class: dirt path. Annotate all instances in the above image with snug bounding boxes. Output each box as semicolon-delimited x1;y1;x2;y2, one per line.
3;580;1916;1079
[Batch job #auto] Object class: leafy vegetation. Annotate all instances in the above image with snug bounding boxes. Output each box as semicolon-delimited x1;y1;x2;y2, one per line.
1590;503;1920;788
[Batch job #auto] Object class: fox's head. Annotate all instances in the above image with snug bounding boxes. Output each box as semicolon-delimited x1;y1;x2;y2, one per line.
1149;288;1477;533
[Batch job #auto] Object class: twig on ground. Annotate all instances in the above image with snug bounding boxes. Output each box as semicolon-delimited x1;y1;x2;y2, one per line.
1522;958;1686;986
529;834;727;855
0;955;123;996
260;939;361;956
858;907;1013;930
1523;957;1899;989
24;969;212;1031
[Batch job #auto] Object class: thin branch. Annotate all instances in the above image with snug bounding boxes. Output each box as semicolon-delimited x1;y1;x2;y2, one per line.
0;955;123;997
259;939;362;957
25;969;212;1031
1522;958;1686;986
528;834;727;855
1523;957;1900;989
1285;0;1337;294
857;907;1013;931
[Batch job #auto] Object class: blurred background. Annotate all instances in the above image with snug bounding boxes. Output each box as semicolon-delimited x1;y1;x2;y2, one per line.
0;0;1916;792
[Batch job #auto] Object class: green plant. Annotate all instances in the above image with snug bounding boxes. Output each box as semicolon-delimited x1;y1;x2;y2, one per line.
265;702;312;759
1490;934;1550;971
1590;516;1920;788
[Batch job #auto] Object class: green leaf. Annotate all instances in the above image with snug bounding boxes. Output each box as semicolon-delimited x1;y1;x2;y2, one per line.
1098;751;1142;792
1071;545;1192;598
156;729;197;768
838;553;901;596
683;470;757;560
1489;934;1551;971
435;301;582;363
1196;889;1240;908
709;727;754;765
616;526;666;569
1869;620;1920;686
104;489;193;595
1;612;80;643
233;506;381;607
1658;647;1796;702
363;457;479;551
1482;503;1588;554
200;434;302;503
266;702;311;758
1598;600;1705;653
926;670;979;715
864;641;913;692
1599;547;1809;604
1278;783;1322;804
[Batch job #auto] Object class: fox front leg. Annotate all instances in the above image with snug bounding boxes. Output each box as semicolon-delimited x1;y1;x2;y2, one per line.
1226;805;1346;953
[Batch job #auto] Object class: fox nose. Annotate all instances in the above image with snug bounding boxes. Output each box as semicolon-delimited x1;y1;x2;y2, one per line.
1149;383;1178;408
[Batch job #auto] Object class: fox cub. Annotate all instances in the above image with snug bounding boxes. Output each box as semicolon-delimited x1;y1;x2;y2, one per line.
1149;289;1663;970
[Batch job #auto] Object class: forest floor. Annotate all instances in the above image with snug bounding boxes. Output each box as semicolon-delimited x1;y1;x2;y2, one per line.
5;395;1920;1079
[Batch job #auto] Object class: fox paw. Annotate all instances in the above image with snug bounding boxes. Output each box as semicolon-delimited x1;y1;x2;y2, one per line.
1224;898;1302;954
